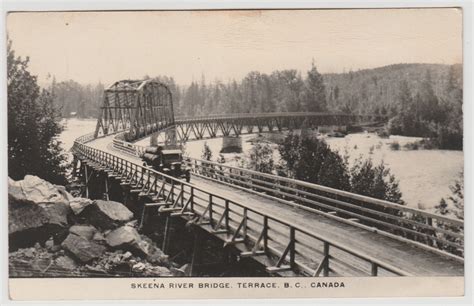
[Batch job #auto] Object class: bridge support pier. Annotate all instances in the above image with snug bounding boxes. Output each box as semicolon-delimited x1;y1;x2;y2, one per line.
220;136;242;153
162;215;172;254
189;229;202;276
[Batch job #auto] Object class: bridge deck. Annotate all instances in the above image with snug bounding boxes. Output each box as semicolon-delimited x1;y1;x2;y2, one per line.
87;136;463;276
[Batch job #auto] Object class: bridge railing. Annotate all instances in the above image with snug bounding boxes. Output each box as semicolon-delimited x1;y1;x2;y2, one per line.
108;135;464;258
175;112;387;122
73;136;413;277
185;158;464;256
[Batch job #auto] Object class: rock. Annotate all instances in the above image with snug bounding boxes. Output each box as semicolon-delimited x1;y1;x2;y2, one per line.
170;267;186;277
145;266;172;277
106;226;141;247
50;245;62;253
23;248;36;258
125;220;138;228
84;264;107;275
92;232;106;243
55;256;77;270
8;176;72;249
9;175;69;206
79;200;134;230
55;185;75;202
122;251;133;260
179;263;191;276
69;225;97;240
139;235;168;265
131;262;146;273
105;226;149;256
69;198;93;215
8;245;80;277
61;234;106;263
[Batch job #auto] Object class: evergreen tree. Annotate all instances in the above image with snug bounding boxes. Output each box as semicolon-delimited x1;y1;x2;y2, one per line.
7;41;68;184
201;142;213;161
434;171;464;255
302;61;327;112
246;142;274;174
278;133;350;190
350;157;403;204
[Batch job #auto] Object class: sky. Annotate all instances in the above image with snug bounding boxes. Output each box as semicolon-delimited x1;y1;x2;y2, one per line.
7;9;462;87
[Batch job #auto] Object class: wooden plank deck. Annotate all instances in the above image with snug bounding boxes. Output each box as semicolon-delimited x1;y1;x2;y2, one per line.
87;135;464;276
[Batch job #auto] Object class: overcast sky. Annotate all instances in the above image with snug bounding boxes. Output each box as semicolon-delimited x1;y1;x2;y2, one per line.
7;9;462;87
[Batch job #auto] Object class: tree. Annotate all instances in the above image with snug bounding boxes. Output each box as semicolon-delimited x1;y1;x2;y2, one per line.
279;133;404;202
7;41;68;184
435;171;463;220
246;142;274;174
302;61;327;112
434;171;463;255
278;133;350;190
349;157;403;204
201;142;213;161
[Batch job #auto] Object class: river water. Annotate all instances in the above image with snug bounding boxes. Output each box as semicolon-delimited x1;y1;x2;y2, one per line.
61;119;463;211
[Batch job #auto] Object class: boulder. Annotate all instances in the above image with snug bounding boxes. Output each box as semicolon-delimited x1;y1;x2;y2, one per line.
69;225;97;240
9;175;69;206
55;255;78;270
105;226;146;255
61;234;106;263
139;235;169;265
79;200;134;230
92;232;106;243
69;198;93;215
8;176;72;249
9;244;80;277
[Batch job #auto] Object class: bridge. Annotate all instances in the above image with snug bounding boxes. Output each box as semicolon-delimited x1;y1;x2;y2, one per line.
72;80;464;277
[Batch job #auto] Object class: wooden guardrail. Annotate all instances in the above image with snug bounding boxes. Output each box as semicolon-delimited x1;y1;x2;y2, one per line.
185;159;464;255
73;135;413;277
110;136;464;257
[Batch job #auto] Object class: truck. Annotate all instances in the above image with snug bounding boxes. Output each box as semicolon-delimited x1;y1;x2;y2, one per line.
140;146;191;182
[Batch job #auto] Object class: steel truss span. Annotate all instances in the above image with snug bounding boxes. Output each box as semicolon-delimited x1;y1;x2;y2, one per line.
94;79;175;141
174;112;386;142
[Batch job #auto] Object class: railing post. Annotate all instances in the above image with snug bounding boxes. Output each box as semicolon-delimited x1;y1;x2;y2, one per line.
289;227;295;269
190;187;194;212
209;194;213;226
323;241;330;277
243;208;248;239
225;200;229;231
170;180;175;203
263;216;268;253
371;263;378;276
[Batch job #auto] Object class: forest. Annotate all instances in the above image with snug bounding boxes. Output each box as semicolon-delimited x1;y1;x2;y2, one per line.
50;62;463;149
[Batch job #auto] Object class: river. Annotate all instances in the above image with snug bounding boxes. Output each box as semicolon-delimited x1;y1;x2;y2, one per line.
61;118;463;211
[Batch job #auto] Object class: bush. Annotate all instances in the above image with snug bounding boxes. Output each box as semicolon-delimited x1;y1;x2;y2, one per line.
246;142;274;174
389;141;400;150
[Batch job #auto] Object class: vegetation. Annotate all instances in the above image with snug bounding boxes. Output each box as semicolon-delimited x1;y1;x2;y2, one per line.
201;142;213;161
389;141;400;150
278;133;403;204
7;41;68;184
49;79;104;118
245;142;275;174
434;171;464;254
386;68;462;150
49;62;462;150
350;157;403;204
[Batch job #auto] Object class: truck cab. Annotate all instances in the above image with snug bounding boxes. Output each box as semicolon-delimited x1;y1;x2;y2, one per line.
141;146;191;182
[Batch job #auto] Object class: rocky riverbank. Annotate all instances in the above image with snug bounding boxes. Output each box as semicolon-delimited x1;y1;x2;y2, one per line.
8;175;188;277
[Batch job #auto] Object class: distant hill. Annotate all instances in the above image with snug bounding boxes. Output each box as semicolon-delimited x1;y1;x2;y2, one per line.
323;63;462;115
